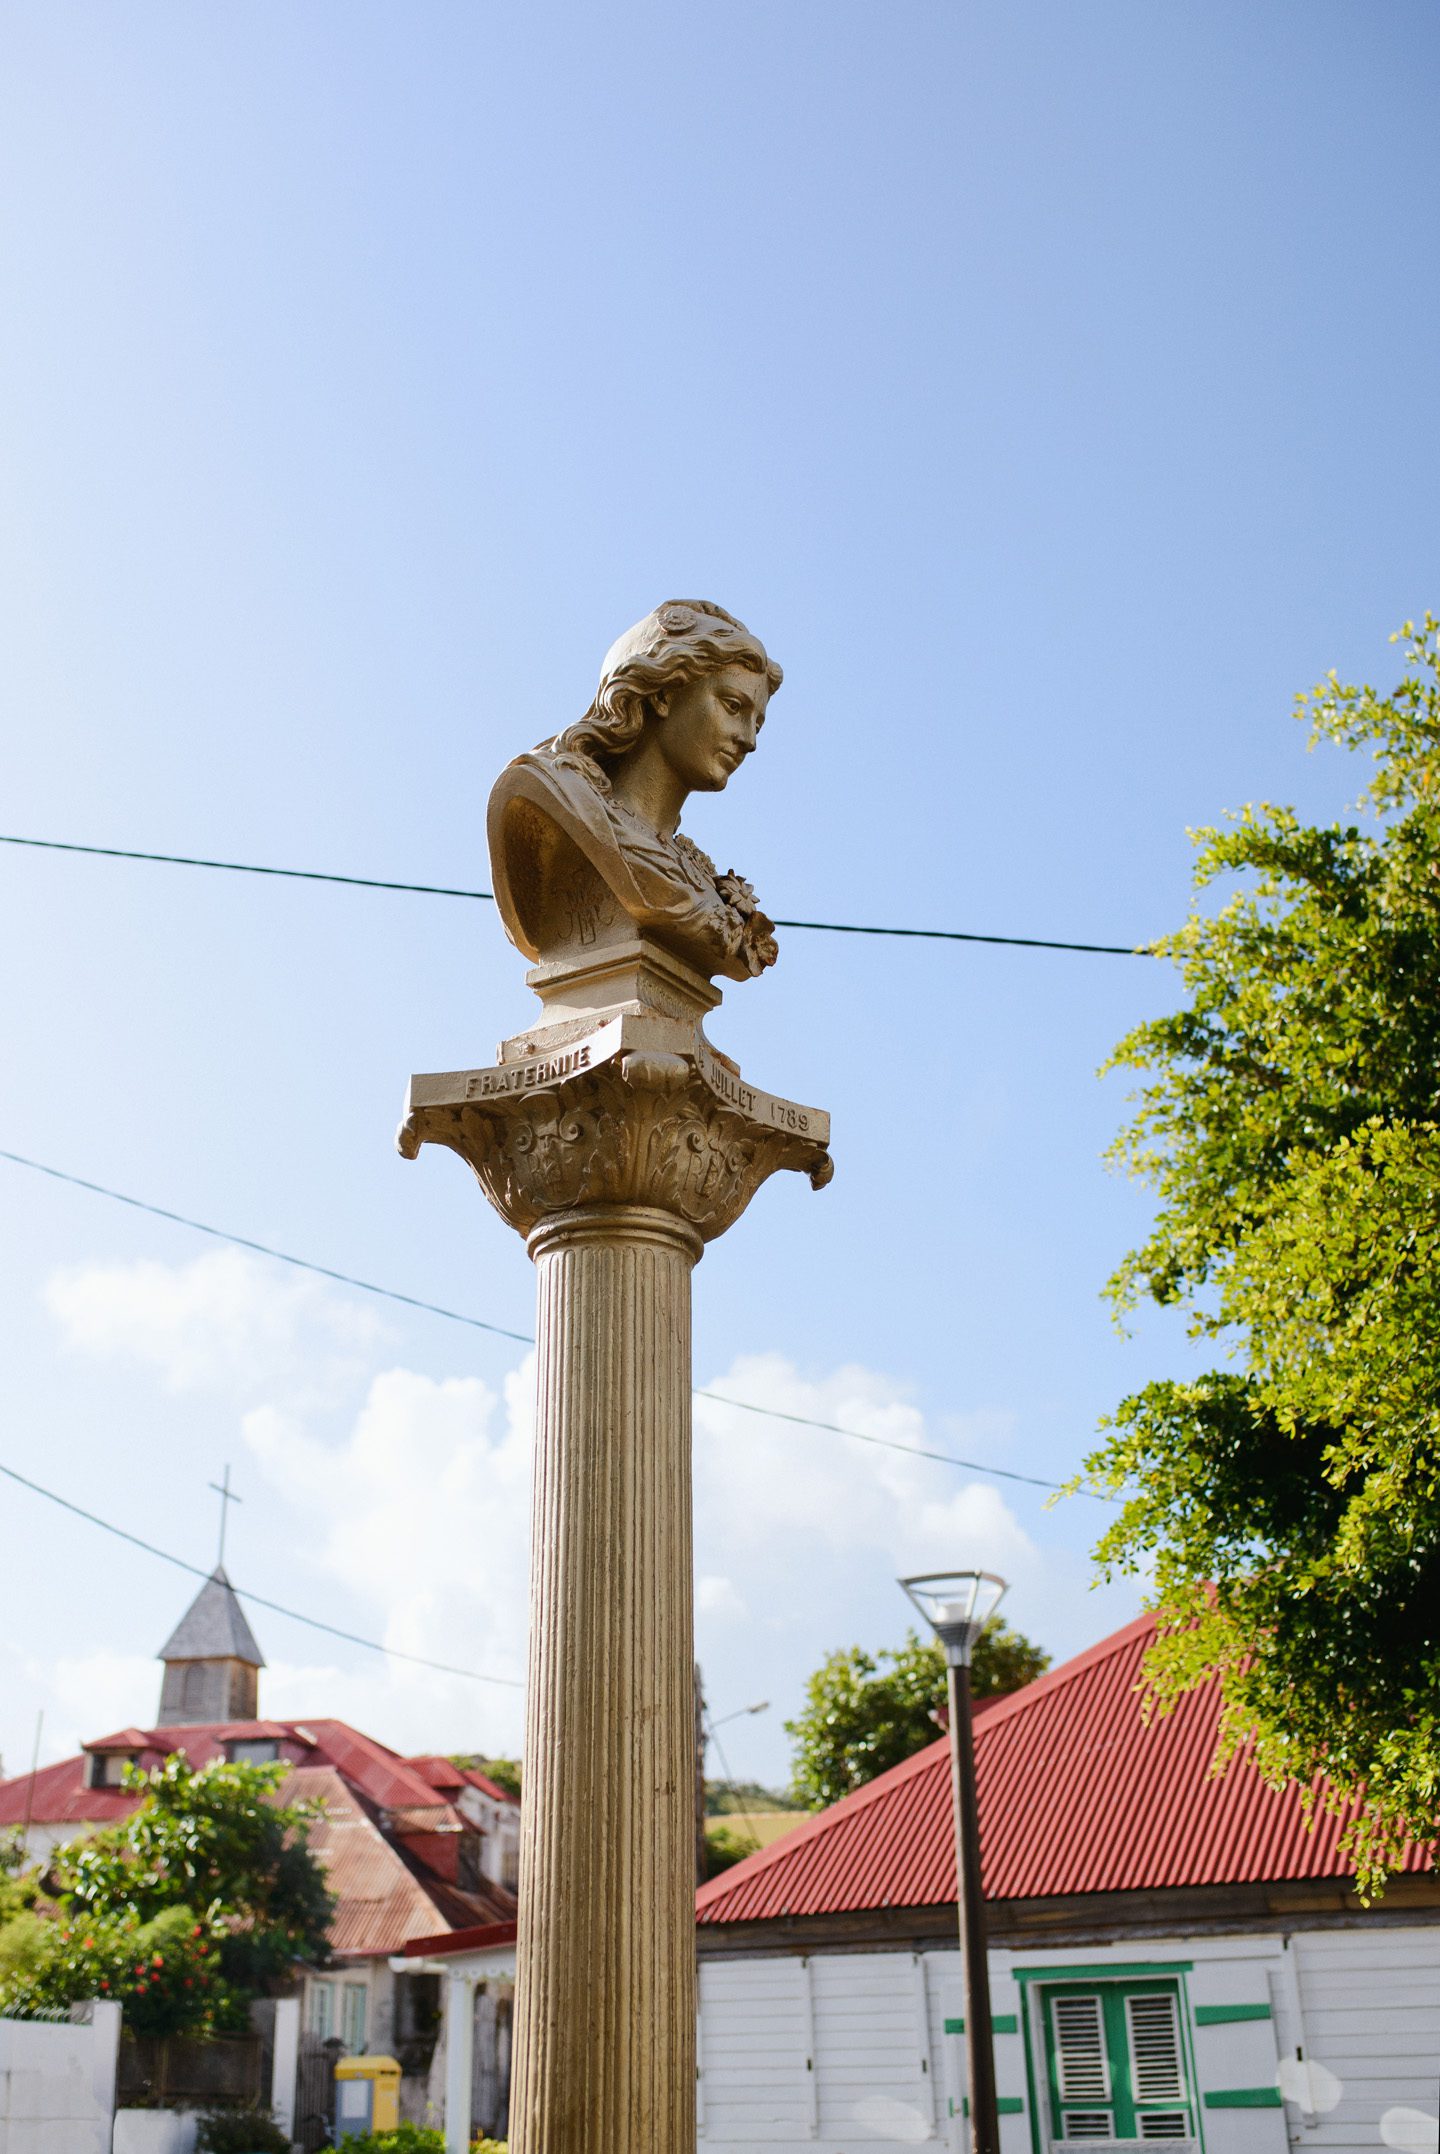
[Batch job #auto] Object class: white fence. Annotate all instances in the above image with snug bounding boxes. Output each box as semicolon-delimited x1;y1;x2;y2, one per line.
0;2001;121;2154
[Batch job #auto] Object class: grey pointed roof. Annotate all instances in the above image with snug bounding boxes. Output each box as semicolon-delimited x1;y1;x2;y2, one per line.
158;1566;265;1668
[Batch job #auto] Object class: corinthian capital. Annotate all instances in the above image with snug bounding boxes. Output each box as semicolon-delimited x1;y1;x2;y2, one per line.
399;1020;830;1245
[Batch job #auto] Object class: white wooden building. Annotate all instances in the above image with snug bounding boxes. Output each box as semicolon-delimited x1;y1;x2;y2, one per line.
694;1614;1439;2154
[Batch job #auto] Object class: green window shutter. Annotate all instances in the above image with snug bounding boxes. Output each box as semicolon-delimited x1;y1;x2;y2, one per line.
1042;1979;1197;2143
1048;1991;1115;2139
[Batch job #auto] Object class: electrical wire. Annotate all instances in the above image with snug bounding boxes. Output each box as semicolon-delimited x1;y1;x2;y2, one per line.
0;1147;1107;1500
0;1149;530;1346
703;1715;760;1852
0;833;1151;958
0;1460;523;1687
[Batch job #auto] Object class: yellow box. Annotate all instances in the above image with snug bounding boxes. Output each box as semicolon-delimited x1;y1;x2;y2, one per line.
334;2053;402;2131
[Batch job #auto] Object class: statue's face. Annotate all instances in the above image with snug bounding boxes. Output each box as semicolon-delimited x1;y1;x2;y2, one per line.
651;662;771;795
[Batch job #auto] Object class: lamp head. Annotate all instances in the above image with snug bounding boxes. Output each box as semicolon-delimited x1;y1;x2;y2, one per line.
899;1570;1008;1668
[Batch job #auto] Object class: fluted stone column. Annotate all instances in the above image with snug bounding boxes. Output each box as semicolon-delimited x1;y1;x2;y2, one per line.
401;1016;828;2154
515;1204;701;2151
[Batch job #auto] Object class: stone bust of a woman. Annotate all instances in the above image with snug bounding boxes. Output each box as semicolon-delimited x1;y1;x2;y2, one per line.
488;600;781;984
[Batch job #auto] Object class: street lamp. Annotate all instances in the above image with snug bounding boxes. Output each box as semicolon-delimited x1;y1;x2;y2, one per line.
695;1678;771;1884
900;1570;1008;2154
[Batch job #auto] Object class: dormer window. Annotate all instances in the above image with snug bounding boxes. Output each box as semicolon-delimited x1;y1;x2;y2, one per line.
85;1751;137;1789
227;1738;280;1766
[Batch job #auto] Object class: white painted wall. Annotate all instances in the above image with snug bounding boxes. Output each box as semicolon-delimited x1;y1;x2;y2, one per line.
0;2002;120;2154
1276;1927;1440;2154
697;1924;1440;2154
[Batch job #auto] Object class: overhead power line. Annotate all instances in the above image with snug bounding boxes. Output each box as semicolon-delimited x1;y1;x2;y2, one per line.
0;1459;523;1687
0;1147;1105;1500
0;833;1150;958
0;1149;529;1345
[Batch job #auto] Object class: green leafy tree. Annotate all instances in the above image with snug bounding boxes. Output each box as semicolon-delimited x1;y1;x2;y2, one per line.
0;1754;332;2030
0;1832;39;1928
702;1822;760;1877
704;1780;803;1816
1086;617;1440;1896
786;1620;1051;1809
450;1754;521;1800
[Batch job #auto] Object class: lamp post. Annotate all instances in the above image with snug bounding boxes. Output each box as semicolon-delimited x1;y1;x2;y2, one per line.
695;1682;770;1884
900;1570;1009;2154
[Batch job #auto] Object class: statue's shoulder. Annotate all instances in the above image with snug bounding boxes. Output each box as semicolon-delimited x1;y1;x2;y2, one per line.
491;741;608;821
488;743;643;966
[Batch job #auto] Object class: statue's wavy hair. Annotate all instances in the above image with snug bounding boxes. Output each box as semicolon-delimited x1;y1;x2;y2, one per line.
552;600;782;770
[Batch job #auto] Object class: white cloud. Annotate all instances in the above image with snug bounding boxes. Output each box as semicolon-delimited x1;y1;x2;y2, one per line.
694;1352;1034;1577
696;1575;747;1621
238;1355;536;1757
24;1252;1140;1784
45;1247;384;1405
45;1650;159;1758
689;1351;1141;1781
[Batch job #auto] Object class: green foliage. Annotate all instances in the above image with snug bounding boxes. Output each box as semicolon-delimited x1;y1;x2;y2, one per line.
785;1619;1051;1809
449;1754;521;1799
704;1779;803;1816
335;2131;506;2153
0;1903;223;2035
1087;617;1440;1897
0;1754;333;2030
195;2105;293;2152
478;1758;520;1800
337;2132;446;2154
703;1821;760;1876
57;1754;333;2011
0;1833;41;1928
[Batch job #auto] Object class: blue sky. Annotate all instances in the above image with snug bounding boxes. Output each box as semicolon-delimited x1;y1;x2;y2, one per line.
3;1;1437;1788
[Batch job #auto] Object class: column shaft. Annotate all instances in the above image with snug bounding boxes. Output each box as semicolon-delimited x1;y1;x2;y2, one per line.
509;1203;700;2154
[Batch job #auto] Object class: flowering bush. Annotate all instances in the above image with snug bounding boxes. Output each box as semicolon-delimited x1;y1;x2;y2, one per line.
0;1903;227;2035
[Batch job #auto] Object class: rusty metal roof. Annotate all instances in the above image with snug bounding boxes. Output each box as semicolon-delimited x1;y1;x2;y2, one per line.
282;1766;448;1959
407;1753;519;1807
696;1611;1435;1925
279;1766;515;1958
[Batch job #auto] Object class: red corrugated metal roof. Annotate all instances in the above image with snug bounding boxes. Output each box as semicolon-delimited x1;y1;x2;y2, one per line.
696;1611;1435;1925
406;1754;519;1807
0;1720;517;1959
0;1719;447;1829
403;1919;518;1959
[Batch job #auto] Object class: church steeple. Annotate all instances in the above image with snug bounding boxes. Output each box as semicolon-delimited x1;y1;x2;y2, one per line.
156;1567;265;1726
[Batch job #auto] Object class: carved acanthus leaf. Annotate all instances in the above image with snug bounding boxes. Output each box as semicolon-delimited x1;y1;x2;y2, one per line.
400;1051;830;1243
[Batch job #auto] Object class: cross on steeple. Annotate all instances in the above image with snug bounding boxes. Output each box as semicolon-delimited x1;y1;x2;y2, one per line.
208;1464;242;1568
